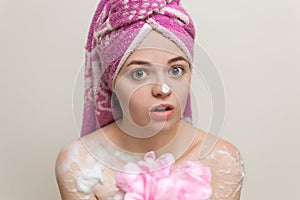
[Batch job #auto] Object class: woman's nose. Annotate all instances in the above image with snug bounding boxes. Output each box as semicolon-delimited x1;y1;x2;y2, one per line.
152;83;171;98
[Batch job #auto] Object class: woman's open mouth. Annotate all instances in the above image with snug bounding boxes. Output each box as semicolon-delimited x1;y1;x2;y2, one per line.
149;104;174;120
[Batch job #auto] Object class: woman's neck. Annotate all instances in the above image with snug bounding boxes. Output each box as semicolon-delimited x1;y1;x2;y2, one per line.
103;119;183;153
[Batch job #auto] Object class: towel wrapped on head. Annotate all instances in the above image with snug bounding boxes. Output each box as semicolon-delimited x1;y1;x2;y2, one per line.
81;0;196;136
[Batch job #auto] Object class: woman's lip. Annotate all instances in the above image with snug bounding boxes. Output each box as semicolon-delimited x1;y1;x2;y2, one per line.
149;109;174;120
149;104;174;120
150;104;174;112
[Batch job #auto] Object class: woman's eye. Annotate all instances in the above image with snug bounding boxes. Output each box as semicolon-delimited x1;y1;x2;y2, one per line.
169;66;183;77
131;69;148;80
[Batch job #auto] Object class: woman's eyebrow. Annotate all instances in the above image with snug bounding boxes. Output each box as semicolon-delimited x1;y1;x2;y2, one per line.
167;56;189;65
126;60;151;67
126;56;190;67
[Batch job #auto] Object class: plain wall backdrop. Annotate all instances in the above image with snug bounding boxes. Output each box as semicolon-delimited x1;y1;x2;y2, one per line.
0;0;299;199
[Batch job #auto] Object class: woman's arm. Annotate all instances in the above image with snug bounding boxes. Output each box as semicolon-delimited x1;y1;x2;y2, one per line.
203;139;245;200
55;141;99;200
56;170;98;200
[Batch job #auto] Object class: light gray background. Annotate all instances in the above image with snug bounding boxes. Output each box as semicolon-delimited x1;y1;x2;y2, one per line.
0;0;299;199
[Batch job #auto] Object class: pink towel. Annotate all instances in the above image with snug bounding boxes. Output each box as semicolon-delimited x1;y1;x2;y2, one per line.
81;0;195;136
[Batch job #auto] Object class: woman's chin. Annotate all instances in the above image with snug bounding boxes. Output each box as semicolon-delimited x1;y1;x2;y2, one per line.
119;114;181;136
148;117;181;133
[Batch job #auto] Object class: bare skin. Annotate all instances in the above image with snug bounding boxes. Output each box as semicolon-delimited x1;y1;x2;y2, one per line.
56;124;244;200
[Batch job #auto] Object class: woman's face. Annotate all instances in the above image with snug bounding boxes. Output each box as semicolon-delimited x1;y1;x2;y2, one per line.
114;35;191;135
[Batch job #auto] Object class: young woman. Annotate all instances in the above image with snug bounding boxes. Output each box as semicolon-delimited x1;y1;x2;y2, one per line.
55;0;244;199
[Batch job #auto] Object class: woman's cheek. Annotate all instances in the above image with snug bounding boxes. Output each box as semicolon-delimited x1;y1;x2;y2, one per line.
128;87;152;126
169;80;190;113
116;82;152;126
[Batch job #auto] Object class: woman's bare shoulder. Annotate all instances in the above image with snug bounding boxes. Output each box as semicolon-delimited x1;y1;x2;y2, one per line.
206;134;243;167
55;131;106;200
55;129;105;164
56;139;84;173
195;130;245;200
55;129;106;176
192;128;243;163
